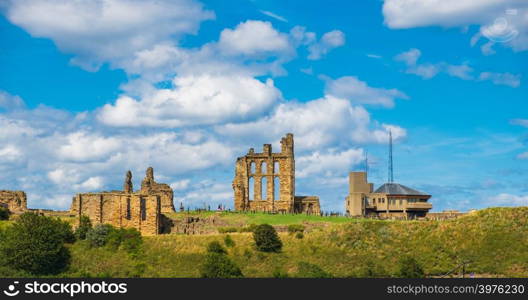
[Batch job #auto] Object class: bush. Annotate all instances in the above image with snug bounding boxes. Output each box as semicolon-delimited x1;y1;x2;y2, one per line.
218;227;238;233
295;232;304;239
253;224;282;253
0;213;73;275
200;253;243;278
86;224;113;247
398;256;425;278
75;216;92;240
287;224;305;234
0;207;10;220
86;225;142;255
224;235;235;247
295;262;333;278
107;228;143;255
206;241;227;254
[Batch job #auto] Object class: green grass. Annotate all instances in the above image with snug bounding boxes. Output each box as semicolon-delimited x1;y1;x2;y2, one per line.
167;211;358;226
2;207;527;278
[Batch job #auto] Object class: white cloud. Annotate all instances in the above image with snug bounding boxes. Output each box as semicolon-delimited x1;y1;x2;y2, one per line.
395;48;520;85
0;91;25;110
308;30;346;60
478;72;521;87
57;131;122;162
324;76;408;108
297;149;365;178
218;20;291;56
446;64;474;80
98;74;282;127
216;96;406;150
488;193;528;206
394;48;421;66
382;0;528;52
171;179;191;191
3;0;214;70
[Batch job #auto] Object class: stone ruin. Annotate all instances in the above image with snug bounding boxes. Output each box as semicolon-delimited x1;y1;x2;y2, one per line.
232;133;321;214
70;167;175;235
0;190;28;214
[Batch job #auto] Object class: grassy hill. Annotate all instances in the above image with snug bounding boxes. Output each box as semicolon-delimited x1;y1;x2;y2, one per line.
56;207;528;278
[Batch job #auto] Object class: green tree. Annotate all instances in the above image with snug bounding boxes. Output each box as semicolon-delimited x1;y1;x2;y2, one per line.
200;253;243;278
224;235;235;247
0;213;73;275
207;241;227;254
75;216;92;240
253;224;282;253
86;224;113;247
398;256;425;278
0;207;10;220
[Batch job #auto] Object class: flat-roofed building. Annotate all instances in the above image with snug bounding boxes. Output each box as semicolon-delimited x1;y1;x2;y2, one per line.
345;172;432;219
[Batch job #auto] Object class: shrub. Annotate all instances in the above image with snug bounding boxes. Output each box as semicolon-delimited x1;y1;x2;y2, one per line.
0;207;10;220
206;241;227;254
200;253;243;278
86;224;113;247
218;227;237;233
224;235;235;247
287;224;305;234
398;256;425;278
0;213;72;275
295;262;333;278
253;224;282;253
107;228;142;254
75;216;92;240
295;232;304;239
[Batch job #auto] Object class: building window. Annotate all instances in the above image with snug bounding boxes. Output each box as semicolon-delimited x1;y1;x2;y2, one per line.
126;198;131;220
140;198;146;221
373;198;376;204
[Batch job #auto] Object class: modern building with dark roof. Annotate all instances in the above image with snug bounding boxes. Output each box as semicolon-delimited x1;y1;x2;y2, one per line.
345;172;432;219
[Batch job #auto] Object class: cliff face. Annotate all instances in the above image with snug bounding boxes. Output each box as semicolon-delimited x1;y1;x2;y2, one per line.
0;190;27;214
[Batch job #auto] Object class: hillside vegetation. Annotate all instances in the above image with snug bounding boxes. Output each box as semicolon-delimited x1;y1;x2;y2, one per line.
1;207;527;278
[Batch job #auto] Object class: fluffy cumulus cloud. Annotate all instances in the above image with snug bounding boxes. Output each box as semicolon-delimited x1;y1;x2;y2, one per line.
216;96;406;151
296;149;365;178
394;48;522;86
3;0;215;71
98;75;282;127
383;0;528;52
290;26;345;60
323;76;408;108
218;20;291;56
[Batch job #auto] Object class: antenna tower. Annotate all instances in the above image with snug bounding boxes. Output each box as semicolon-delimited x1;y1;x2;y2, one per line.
388;130;394;183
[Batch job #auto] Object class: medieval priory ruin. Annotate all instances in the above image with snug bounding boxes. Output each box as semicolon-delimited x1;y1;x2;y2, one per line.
0;133;444;235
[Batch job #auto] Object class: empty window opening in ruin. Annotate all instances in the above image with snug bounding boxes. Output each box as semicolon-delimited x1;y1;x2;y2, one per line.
261;161;267;175
126;198;131;220
274;176;280;201
262;177;268;201
249;177;255;201
140;198;146;221
250;161;255;174
274;161;279;174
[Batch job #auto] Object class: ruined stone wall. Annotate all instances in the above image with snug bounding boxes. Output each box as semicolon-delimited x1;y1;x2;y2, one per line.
233;133;296;213
294;196;321;215
0;190;27;214
140;167;175;213
69;168;171;235
71;192;161;235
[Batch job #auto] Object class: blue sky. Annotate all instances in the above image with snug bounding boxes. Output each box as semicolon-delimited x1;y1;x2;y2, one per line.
0;0;527;212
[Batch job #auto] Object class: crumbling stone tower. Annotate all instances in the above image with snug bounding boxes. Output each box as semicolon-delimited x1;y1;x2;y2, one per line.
233;133;296;213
